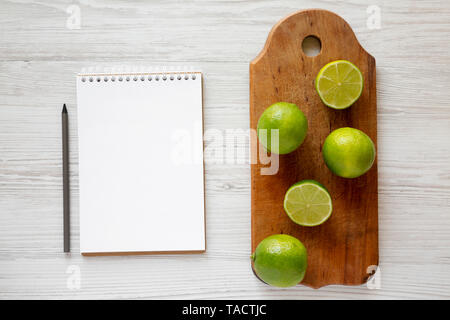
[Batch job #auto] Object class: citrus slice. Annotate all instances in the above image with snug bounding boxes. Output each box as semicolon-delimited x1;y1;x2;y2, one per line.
315;60;364;109
283;180;333;227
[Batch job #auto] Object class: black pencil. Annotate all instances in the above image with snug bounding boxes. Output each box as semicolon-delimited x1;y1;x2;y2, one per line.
62;104;70;252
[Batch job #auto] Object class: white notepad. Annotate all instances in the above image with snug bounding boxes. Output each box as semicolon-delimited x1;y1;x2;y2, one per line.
76;70;205;255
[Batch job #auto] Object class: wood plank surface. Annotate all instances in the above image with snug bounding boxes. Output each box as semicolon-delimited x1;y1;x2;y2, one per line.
250;9;378;288
0;0;450;299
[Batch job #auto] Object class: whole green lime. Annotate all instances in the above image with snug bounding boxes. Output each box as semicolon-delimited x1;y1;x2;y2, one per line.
251;234;307;287
257;102;308;154
322;127;376;178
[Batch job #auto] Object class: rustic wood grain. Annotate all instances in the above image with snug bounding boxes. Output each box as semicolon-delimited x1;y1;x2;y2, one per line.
0;0;450;299
250;9;378;288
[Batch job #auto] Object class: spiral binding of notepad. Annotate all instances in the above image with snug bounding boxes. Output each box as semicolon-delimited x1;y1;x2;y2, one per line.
78;66;201;83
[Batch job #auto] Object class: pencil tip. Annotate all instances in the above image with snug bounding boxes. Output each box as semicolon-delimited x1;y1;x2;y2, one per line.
62;104;67;113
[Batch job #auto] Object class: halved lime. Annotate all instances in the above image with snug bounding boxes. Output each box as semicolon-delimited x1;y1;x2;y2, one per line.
315;60;364;110
283;180;333;227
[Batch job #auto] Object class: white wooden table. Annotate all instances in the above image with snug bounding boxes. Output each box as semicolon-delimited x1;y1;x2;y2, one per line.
1;0;450;299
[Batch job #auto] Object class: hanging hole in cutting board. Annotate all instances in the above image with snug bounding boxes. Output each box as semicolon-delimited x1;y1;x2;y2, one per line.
302;35;321;57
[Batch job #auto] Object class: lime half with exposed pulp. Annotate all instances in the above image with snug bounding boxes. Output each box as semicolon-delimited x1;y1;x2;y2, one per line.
315;60;364;109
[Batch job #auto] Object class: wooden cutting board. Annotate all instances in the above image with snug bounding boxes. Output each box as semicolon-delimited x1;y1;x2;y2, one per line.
250;9;378;289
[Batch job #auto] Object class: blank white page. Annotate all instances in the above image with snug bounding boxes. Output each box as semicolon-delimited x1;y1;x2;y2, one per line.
76;72;205;254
